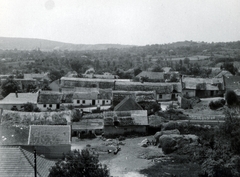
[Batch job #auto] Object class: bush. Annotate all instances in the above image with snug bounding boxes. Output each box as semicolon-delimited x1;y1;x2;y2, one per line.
225;90;238;106
49;149;110;177
209;99;225;110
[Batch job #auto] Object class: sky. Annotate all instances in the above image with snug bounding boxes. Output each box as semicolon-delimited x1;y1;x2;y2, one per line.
0;0;240;45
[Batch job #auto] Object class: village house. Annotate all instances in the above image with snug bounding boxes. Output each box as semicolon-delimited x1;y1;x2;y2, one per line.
0;146;55;177
103;110;148;136
48;79;61;91
136;71;165;82
112;90;156;107
28;125;71;159
114;97;143;111
114;81;181;101
60;77;131;90
72;89;112;107
0;92;38;110
70;114;104;138
37;91;63;111
181;76;225;98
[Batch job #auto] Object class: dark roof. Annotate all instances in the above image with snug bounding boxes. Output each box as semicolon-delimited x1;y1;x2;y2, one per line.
0;146;55;177
224;76;240;91
115;82;181;94
136;71;164;80
98;89;112;100
37;91;62;104
103;110;148;126
28;125;71;145
114;97;143;111
72;92;99;100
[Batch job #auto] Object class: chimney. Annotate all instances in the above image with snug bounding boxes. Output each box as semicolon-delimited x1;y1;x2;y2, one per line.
113;81;116;90
15;91;18;98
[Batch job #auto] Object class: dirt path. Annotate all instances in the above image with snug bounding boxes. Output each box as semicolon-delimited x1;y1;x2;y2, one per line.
71;136;164;177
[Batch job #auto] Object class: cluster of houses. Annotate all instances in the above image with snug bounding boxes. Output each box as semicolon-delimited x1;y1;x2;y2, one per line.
0;69;240;176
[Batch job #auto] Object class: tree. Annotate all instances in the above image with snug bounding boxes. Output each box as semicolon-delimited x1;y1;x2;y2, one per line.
71;109;82;122
225;90;238;106
49;149;110;177
1;76;19;97
183;57;190;65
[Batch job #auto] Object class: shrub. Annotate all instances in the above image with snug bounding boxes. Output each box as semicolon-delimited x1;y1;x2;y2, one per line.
225;90;238;106
209;99;225;110
49;149;110;177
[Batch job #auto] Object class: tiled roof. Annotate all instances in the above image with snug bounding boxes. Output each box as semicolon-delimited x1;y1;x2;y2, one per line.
0;146;55;177
28;125;71;145
136;71;164;80
0;93;38;104
37;91;62;104
114;97;143;111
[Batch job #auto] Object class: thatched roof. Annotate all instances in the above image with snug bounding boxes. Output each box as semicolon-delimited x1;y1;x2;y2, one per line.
136;71;164;80
37;91;62;104
115;82;181;94
182;76;224;91
72;92;99;100
103;110;148;126
71;119;104;130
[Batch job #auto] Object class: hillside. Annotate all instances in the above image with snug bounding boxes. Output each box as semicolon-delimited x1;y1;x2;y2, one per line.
0;37;134;51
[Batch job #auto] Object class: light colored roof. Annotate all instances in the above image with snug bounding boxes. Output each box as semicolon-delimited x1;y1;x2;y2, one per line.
136;71;164;80
71;119;104;130
182;76;224;90
28;125;71;145
61;77;130;82
24;73;49;80
75;87;99;92
103;110;148;126
0;146;55;177
214;70;233;78
0;93;38;104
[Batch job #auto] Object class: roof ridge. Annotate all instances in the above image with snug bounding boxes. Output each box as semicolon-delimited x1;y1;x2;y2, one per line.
19;147;42;177
114;96;130;111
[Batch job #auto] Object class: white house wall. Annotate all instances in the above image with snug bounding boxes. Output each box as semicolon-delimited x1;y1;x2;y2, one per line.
73;99;111;106
37;104;58;111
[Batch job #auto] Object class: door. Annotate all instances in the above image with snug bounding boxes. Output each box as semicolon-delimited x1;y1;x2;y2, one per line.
92;100;96;106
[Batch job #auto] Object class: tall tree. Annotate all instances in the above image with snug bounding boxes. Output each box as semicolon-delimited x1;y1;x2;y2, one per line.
1;76;19;97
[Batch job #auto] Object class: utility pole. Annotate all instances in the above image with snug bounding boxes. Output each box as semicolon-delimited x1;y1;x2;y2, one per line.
34;148;37;177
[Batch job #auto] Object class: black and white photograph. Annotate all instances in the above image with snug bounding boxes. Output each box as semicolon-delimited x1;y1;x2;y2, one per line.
0;0;240;176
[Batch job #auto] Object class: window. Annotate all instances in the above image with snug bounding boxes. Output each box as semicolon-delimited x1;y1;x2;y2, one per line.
82;100;85;104
43;104;46;108
77;100;80;104
49;104;52;108
159;94;162;99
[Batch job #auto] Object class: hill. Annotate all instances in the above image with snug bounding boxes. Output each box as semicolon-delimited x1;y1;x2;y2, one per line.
0;37;134;51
